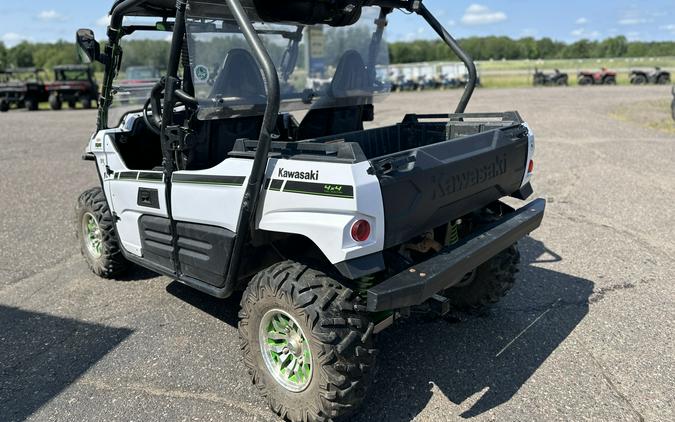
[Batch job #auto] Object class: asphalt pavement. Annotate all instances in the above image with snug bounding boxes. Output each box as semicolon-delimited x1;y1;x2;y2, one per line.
1;86;674;421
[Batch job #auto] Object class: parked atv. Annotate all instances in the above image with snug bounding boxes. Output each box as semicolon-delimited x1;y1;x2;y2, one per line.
578;68;617;86
75;1;544;421
391;74;418;91
533;68;569;86
630;67;671;85
46;65;99;110
0;68;49;112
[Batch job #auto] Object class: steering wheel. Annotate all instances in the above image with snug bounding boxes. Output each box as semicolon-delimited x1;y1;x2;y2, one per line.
143;78;166;136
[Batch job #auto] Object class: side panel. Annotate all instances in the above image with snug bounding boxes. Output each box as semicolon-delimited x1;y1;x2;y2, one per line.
257;159;385;264
89;122;169;257
170;158;253;232
138;215;235;286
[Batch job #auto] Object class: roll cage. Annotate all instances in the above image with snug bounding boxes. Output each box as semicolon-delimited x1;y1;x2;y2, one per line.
91;0;479;298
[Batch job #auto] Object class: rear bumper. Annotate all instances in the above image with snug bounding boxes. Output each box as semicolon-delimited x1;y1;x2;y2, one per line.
366;198;546;312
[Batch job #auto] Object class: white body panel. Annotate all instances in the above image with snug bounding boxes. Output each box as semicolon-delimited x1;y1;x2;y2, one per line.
257;159;385;264
171;159;252;231
521;124;535;187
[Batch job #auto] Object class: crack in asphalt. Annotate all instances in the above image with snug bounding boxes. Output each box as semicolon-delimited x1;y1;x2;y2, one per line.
580;341;646;422
78;379;272;419
547;211;675;261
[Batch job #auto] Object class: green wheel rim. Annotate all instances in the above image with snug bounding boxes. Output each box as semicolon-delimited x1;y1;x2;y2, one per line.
259;309;313;392
82;212;103;259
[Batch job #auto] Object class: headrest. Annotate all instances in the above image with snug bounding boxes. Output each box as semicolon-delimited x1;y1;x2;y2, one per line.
210;48;266;99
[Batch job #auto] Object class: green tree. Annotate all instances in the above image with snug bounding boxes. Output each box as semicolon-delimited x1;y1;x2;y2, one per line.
0;42;7;69
9;42;35;67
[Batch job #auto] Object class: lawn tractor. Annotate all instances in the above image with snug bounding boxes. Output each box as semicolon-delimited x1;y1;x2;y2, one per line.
629;67;671;85
47;65;99;110
0;68;49;112
533;68;568;86
578;67;617;86
75;0;545;420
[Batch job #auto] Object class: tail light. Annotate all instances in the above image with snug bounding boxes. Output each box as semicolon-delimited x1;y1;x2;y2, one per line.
351;220;371;242
528;160;534;174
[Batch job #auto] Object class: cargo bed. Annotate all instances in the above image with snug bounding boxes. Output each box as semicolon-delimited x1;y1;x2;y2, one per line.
306;112;530;246
233;112;530;247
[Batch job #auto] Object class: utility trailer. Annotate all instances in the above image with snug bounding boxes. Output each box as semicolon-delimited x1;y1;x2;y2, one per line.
75;1;545;420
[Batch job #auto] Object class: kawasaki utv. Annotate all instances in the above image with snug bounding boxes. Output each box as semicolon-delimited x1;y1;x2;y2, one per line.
47;64;99;110
75;1;545;420
0;68;49;112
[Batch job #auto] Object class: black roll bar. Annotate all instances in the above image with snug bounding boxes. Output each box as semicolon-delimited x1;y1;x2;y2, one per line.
222;0;282;292
98;0;146;130
368;0;477;113
415;3;476;113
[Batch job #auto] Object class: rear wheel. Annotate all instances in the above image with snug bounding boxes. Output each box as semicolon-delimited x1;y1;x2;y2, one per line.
0;99;9;112
75;187;129;278
632;74;647;85
239;261;377;422
578;76;593;86
49;94;62;111
25;98;38;111
445;244;520;311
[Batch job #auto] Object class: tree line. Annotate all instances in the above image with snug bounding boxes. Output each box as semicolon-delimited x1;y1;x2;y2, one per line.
389;36;675;63
2;35;674;73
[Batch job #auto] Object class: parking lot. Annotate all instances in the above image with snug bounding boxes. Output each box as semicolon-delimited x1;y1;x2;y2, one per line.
1;85;674;422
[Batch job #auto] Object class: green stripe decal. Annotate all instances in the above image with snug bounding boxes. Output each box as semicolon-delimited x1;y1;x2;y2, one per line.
138;172;164;182
283;181;354;199
172;174;246;186
118;171;138;180
267;179;283;191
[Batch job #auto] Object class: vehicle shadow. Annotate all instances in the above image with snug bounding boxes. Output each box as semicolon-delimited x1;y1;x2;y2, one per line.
0;306;133;422
165;281;242;327
353;237;593;421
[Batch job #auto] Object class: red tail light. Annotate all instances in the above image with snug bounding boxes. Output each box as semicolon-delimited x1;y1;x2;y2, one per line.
351;220;371;242
528;160;534;174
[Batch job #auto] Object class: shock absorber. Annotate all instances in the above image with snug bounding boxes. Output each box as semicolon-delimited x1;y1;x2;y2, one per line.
445;220;460;246
354;276;378;299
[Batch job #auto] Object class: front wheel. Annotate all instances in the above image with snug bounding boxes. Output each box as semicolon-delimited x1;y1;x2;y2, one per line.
445;244;520;311
25;98;38;111
75;187;129;278
49;94;62;111
239;261;377;422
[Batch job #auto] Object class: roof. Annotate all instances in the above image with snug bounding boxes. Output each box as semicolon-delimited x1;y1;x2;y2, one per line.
110;0;176;18
109;0;365;27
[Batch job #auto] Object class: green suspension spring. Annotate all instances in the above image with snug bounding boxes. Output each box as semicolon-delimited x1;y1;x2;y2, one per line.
445;221;460;246
354;276;378;299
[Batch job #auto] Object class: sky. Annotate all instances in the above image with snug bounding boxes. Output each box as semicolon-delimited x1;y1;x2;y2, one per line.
0;0;673;47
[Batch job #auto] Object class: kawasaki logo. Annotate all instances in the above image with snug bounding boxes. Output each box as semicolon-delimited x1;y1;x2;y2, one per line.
432;155;508;199
278;168;319;181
